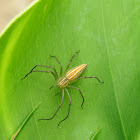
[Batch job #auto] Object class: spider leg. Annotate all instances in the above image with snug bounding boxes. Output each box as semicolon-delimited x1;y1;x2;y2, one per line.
75;76;104;83
58;88;71;126
67;85;84;109
50;55;62;76
21;70;57;80
55;90;61;96
21;65;58;80
50;84;57;89
65;50;80;73
39;89;64;121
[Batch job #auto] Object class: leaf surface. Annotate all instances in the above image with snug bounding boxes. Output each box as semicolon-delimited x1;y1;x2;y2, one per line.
0;0;140;139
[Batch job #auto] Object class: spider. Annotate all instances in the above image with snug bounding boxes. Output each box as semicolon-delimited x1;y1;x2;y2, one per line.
21;50;103;126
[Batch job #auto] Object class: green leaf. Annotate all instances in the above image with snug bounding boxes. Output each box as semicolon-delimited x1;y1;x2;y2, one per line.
0;0;140;139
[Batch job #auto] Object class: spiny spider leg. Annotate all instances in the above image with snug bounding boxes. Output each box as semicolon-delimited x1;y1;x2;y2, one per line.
22;70;57;80
50;84;57;89
39;89;64;121
55;90;60;96
51;55;62;76
67;85;84;109
34;65;58;78
21;65;58;80
75;76;104;83
58;88;71;126
65;50;80;73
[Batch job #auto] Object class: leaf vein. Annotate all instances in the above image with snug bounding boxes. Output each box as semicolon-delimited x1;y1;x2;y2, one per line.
100;0;128;139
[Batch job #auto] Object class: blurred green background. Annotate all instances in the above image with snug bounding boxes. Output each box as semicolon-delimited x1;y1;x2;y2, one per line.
0;0;140;140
